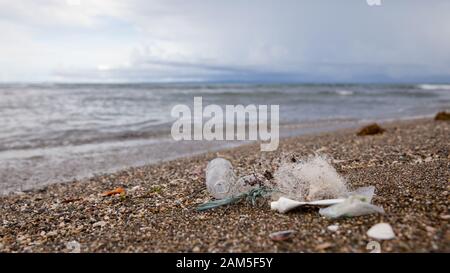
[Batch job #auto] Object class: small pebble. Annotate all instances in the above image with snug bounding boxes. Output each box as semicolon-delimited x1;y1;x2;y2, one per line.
327;225;339;232
269;230;295;241
46;231;57;236
315;242;333;251
93;221;107;228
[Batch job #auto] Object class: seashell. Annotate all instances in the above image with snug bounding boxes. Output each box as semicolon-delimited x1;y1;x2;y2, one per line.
367;223;395;240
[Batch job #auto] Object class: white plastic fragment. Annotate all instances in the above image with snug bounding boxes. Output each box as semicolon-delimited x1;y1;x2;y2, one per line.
319;195;384;219
367;223;396;240
270;196;344;213
205;158;258;199
270;185;377;214
345;186;375;202
270;197;300;213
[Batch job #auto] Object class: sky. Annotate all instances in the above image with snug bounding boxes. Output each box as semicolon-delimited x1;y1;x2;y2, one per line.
0;0;450;83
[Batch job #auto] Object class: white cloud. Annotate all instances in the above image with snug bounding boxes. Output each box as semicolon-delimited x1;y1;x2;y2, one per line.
1;0;450;82
0;0;128;27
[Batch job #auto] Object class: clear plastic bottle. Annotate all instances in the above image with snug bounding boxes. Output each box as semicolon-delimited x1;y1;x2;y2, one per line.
206;158;260;199
205;158;237;199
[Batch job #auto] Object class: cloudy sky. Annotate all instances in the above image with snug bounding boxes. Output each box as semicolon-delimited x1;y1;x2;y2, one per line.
1;0;449;83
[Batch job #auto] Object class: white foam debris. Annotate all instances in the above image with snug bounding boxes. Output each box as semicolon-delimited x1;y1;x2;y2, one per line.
367;223;396;240
319;195;384;219
273;155;348;202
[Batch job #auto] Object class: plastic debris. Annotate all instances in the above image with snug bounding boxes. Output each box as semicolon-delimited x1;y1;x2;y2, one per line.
271;186;377;214
202;157;384;223
197;187;270;211
344;186;375;203
319;195;384;219
205;158;258;199
367;223;395;240
273;155;348;202
269;230;295;241
271;197;344;213
205;158;236;199
199;157;271;211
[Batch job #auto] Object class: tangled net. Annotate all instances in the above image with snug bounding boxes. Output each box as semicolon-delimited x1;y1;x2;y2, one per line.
273;155;348;201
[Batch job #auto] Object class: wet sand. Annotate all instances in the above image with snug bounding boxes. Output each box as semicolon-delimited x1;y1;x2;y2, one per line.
0;118;359;196
0;118;449;252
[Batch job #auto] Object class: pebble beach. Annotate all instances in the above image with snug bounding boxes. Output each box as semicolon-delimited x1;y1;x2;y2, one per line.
0;118;449;253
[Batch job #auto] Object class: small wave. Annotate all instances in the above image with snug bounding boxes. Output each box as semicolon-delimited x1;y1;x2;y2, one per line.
335;90;354;96
417;84;450;90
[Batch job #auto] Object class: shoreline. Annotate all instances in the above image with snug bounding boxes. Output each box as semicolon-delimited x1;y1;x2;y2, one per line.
0;114;437;196
0;118;448;252
0;116;366;196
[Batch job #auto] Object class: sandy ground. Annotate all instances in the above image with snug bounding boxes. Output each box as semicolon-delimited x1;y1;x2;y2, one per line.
0;118;449;252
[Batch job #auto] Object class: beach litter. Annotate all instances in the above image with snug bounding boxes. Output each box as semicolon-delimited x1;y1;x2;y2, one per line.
205;158;260;199
198;155;384;220
197;158;270;211
270;197;344;213
270;186;383;217
367;223;396;240
272;155;348;201
318;195;384;219
196;187;270;211
269;155;383;217
205;158;237;199
318;185;385;218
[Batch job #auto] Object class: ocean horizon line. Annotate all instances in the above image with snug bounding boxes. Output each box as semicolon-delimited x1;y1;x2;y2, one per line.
1;81;450;86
